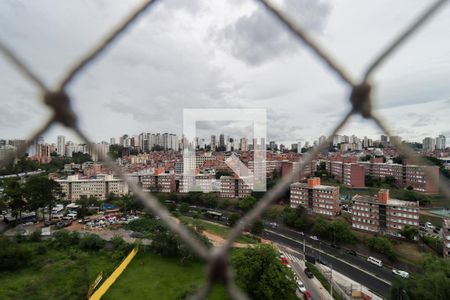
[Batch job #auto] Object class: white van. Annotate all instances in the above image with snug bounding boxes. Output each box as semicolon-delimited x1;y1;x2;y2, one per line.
367;256;383;267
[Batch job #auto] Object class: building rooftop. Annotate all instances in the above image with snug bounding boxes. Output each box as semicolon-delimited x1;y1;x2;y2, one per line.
291;182;338;190
352;194;418;207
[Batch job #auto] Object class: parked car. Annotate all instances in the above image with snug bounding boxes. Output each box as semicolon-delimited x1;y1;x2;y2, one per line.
304;268;314;279
392;269;410;278
44;220;58;226
309;235;319;241
296;280;307;293
280;257;289;265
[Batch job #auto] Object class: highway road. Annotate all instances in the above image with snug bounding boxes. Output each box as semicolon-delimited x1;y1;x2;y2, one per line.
263;227;392;299
178;205;396;298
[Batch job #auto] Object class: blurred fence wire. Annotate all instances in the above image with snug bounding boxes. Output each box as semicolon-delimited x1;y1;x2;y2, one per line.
1;0;449;299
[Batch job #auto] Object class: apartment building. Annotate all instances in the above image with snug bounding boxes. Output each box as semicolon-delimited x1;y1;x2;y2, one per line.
179;174;218;193
56;174;128;201
219;176;252;198
352;189;419;237
281;160;317;183
290;177;340;217
343;164;365;188
443;219;450;259
325;159;365;188
358;161;439;193
141;173;176;193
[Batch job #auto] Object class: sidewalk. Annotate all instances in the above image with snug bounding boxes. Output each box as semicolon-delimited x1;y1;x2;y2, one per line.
317;264;383;300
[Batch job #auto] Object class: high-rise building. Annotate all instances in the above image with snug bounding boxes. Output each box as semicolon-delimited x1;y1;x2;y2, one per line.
57;135;66;157
297;142;302;153
110;138;116;145
389;136;402;146
381;135;389;143
240;137;249;151
422;137;436;152
219;134;225;148
436;134;446;150
210;135;216;151
318;135;327;145
269;141;276;151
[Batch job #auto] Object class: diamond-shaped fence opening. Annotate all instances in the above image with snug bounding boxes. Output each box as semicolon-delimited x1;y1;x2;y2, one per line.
1;0;449;299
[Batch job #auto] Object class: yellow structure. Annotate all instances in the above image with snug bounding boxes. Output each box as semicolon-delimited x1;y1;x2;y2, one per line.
89;248;138;300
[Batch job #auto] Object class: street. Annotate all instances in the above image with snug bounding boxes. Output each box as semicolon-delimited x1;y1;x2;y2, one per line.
263;228;391;299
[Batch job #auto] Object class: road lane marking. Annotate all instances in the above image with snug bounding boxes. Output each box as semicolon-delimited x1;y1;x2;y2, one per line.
265;229;392;286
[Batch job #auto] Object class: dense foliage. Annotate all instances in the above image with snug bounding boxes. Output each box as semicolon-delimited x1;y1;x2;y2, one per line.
312;218;356;244
231;245;297;300
365;236;397;260
126;217;211;263
391;255;450;300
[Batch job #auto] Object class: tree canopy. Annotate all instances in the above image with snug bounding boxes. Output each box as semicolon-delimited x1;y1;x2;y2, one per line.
231;244;297;300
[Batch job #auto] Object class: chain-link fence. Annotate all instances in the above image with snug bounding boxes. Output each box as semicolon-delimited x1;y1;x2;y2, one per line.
1;0;449;299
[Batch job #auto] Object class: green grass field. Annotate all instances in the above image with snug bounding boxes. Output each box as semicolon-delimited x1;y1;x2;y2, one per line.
179;216;257;244
0;242;117;300
103;251;228;300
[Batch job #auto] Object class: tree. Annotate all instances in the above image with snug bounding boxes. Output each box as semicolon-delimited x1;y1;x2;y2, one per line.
71;152;92;164
366;236;397;260
231;244;297;300
282;206;309;230
312;218;331;238
179;202;189;214
399;225;418;241
390;254;450;300
3;179;26;222
228;213;240;226
23;176;64;220
108;144;124;159
238;196;257;212
251;221;264;235
331;220;356;244
384;176;397;187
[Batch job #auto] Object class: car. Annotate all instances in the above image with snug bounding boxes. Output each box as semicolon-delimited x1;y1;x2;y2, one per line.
309;235;318;241
281;257;289;265
347;249;357;256
298;231;305;235
392;269;410;278
44;220;58;226
269;222;278;228
304;268;314;279
296;280;307;293
330;243;341;249
303;291;313;300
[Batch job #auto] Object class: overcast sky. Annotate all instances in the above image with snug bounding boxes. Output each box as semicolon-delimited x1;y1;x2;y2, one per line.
1;0;449;146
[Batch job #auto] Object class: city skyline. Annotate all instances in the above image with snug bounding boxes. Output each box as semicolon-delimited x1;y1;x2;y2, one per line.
1;0;450;144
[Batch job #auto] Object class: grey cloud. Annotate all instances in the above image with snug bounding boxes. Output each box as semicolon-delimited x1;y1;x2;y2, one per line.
215;0;331;66
104;101;152;122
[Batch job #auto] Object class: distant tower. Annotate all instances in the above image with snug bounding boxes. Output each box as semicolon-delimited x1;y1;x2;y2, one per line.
57;135;66;157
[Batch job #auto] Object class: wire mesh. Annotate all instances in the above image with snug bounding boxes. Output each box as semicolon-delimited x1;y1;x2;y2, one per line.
1;0;449;299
